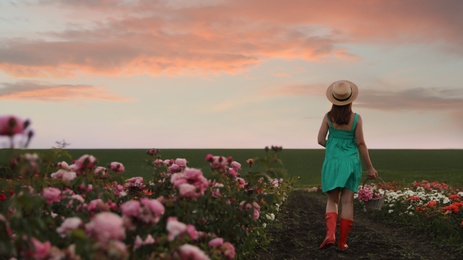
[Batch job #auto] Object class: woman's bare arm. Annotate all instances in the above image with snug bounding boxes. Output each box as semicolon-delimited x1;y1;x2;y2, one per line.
317;115;329;147
355;116;378;178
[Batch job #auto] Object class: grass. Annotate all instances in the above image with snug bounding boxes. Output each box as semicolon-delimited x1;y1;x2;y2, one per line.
2;148;462;188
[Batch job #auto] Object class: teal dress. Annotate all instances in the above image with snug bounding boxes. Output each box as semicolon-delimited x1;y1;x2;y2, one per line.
321;113;362;193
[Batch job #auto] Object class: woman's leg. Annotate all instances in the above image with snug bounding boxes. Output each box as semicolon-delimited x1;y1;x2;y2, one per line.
326;188;341;213
339;188;355;250
320;189;341;249
339;188;354;220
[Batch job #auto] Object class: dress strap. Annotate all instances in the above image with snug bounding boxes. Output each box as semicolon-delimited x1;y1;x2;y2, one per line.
326;114;333;128
351;113;359;131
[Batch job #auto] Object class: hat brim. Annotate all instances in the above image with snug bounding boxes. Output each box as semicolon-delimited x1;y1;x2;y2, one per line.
326;80;359;106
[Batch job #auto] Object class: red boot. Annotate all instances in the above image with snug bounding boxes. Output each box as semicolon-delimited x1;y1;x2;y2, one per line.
338;218;353;250
319;212;337;249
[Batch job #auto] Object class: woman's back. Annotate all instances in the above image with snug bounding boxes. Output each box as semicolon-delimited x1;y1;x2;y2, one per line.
329;112;357;131
326;113;359;154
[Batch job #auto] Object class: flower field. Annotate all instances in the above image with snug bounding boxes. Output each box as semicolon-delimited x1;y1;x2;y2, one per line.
353;179;463;246
0;146;297;259
0;115;296;259
1;114;463;259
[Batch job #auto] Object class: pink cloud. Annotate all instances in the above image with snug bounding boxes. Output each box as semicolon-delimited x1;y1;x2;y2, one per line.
0;0;461;78
0;81;132;102
356;87;463;112
266;82;463;114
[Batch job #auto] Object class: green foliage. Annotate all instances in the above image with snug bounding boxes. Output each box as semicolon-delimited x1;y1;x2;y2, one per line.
354;180;463;254
0;147;297;259
27;148;461;188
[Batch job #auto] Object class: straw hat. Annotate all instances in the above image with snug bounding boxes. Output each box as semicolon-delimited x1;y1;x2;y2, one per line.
326;80;358;106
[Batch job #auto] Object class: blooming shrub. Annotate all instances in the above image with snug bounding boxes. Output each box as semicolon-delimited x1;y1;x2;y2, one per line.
0;128;295;259
0;115;34;149
356;179;463;241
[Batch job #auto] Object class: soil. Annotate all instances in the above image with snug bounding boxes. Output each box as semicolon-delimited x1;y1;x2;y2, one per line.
256;190;461;260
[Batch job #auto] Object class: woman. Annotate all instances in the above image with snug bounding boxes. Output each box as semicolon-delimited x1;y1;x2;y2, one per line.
317;80;378;250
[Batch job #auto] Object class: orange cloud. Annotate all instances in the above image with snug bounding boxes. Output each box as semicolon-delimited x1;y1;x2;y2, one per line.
0;81;133;102
0;0;461;78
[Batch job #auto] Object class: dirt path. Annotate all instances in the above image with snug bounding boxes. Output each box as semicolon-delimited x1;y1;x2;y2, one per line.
257;190;459;260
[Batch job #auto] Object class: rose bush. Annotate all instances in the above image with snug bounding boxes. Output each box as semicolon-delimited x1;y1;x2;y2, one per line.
0;115;34;149
0;121;296;259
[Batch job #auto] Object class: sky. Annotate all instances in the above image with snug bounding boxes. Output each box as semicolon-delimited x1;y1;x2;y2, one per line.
0;0;462;149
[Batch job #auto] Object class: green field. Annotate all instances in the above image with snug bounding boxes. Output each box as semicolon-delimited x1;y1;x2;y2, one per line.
42;148;462;188
2;148;461;188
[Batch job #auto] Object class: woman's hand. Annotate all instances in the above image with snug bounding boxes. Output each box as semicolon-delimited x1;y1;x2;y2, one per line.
367;167;378;179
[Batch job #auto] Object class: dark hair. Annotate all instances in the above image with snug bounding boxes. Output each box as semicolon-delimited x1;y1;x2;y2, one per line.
328;103;352;125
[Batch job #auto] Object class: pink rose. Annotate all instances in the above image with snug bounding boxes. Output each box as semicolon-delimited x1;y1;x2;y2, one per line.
62;171;77;183
163;159;174;166
87;199;110;212
166;217;187;241
125;177;145;189
0;115;26;136
68;164;78;172
42;187;61;204
50;169;66;179
133;198;165;224
134;236;144;250
169;164;182;173
358;188;373;201
186;224;199;240
205;154;214;162
175;158;188;167
120;200;141;217
228;168;237;178
184;168;202;180
140;198;165;216
193;175;209;190
209;156;227;169
109;162;125;173
153;159;164;165
57;161;70;170
67;194;84;208
208;237;224;247
178;183;197;198
221;242;236;259
235;177;246;188
171;173;187;186
134;235;155;250
178;244;210;260
94;166;108;177
144;234;155;244
253;208;260;219
271;179;279;187
74;154;97;172
28;237;51;259
246;158;254;166
85;212;125;244
212;187;222;198
230;161;241;171
57;217;83;237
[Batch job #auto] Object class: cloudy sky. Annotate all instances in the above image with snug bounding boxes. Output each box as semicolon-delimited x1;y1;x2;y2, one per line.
1;0;462;149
